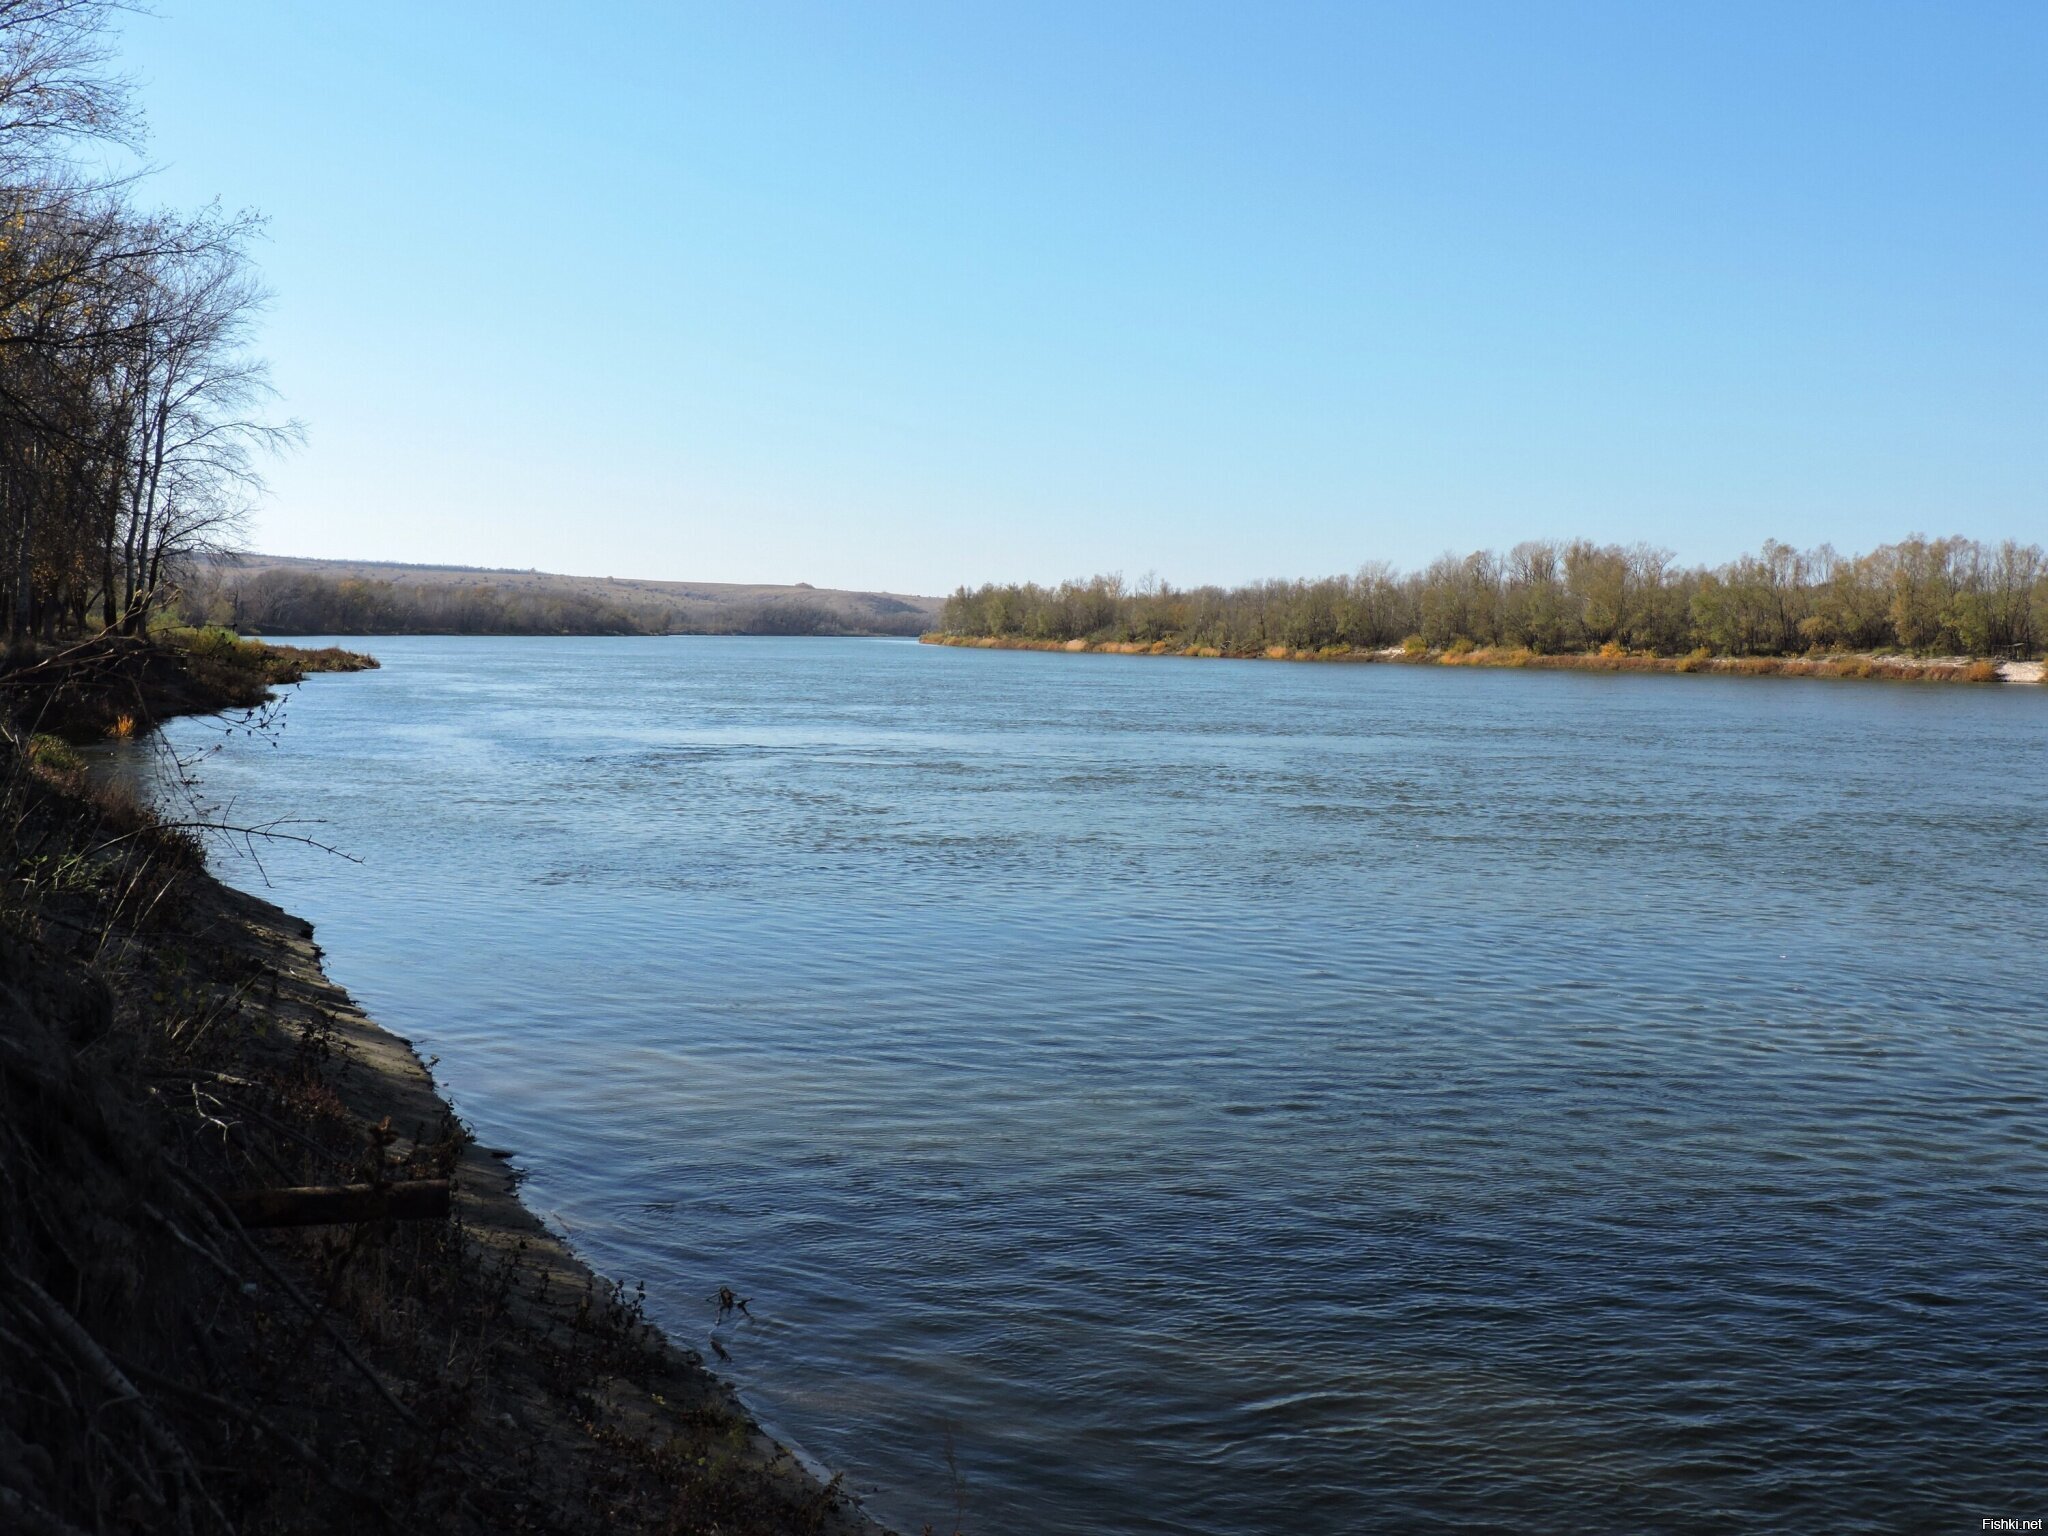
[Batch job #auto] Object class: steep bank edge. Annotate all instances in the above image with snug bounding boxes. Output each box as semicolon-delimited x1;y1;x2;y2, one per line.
200;872;887;1533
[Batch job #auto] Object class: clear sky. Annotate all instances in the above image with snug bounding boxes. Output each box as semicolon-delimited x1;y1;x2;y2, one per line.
113;1;2045;594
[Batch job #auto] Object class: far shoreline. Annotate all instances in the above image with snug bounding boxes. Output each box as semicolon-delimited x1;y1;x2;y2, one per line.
232;629;923;640
920;632;2048;685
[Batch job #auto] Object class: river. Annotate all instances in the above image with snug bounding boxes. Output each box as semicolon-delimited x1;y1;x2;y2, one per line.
146;635;2048;1533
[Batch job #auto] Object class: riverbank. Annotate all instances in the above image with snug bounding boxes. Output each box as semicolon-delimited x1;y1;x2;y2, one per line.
195;871;881;1534
921;632;2043;683
0;640;884;1535
1;626;380;742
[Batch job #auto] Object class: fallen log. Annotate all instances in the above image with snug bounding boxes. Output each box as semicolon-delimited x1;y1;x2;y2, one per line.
222;1179;451;1229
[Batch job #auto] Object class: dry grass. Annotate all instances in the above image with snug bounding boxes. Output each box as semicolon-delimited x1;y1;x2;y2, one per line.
162;626;379;688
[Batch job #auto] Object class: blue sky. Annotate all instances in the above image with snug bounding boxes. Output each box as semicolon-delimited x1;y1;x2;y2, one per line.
116;2;2046;593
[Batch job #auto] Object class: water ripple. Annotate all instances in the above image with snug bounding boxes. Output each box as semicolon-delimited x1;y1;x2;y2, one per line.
148;637;2048;1534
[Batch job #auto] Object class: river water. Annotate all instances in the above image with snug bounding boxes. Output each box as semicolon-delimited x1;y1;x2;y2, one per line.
148;635;2047;1533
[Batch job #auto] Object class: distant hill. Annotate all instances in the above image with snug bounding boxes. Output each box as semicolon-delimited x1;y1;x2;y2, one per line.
175;554;944;637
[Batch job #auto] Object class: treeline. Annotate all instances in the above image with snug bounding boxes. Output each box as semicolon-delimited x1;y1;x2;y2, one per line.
171;568;929;637
941;537;2048;658
0;2;287;645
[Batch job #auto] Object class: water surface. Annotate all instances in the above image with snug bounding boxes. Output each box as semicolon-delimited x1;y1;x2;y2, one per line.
153;637;2048;1532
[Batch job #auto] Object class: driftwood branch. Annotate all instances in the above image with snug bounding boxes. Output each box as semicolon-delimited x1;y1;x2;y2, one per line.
222;1179;450;1229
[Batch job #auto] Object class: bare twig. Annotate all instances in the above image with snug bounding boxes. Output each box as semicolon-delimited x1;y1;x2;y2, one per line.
9;1266;230;1535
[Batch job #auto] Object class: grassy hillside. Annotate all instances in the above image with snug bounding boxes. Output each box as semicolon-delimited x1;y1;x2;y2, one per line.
178;555;943;637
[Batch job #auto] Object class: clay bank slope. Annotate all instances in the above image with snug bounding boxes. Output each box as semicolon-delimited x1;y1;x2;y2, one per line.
0;639;886;1535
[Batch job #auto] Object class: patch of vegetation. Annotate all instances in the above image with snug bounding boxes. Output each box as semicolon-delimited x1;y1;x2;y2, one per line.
0;629;378;744
159;624;378;686
936;534;2047;660
25;732;84;775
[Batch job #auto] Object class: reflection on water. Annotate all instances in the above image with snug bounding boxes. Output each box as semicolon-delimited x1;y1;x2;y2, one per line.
142;636;2048;1533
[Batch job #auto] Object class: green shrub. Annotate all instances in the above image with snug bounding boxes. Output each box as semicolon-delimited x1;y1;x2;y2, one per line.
26;734;85;775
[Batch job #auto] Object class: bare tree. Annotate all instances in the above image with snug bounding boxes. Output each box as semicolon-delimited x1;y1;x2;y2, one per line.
112;205;295;629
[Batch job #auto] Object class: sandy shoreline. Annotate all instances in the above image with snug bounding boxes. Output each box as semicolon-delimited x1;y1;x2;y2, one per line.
198;872;887;1534
922;632;2044;683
